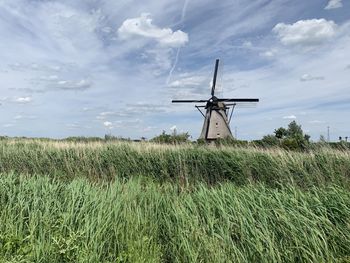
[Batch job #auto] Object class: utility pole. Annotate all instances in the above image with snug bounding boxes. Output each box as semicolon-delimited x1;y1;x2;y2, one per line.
327;126;330;142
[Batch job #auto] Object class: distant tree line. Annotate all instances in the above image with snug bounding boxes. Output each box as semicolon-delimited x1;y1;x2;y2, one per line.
149;120;350;151
0;121;349;151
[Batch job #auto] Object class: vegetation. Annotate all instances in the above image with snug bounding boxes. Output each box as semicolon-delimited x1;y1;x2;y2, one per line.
0;139;349;188
150;130;190;144
0;137;349;262
258;121;310;150
0;173;349;263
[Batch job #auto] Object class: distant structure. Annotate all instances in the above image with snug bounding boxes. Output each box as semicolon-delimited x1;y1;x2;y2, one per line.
327;126;330;142
172;59;259;141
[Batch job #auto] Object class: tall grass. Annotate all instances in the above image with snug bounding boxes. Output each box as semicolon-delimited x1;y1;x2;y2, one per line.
0;139;349;188
0;173;349;263
1;139;349;262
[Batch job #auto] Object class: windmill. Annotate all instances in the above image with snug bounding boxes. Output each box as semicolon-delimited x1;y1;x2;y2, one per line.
172;59;259;141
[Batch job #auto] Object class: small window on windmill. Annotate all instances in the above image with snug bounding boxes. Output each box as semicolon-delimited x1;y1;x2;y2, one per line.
216;122;218;127
217;133;220;137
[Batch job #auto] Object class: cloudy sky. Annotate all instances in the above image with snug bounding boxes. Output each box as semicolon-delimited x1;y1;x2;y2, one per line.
0;0;349;141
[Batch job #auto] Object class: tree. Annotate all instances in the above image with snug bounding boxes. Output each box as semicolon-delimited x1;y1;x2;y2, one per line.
274;127;288;139
304;134;311;142
287;121;304;139
283;121;310;150
151;131;190;144
259;121;310;150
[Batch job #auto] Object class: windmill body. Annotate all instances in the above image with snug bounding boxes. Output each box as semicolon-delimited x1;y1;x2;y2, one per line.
199;100;232;140
172;59;259;141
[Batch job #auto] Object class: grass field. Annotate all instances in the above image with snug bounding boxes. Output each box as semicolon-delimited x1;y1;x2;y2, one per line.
0;139;349;262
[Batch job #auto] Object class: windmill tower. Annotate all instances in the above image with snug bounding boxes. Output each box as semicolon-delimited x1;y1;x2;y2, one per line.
172;59;259;141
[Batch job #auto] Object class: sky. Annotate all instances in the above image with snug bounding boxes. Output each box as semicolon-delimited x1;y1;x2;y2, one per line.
0;0;349;141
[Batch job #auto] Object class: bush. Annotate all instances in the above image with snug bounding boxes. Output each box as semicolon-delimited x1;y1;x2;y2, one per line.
64;136;104;143
255;121;310;151
259;135;280;147
151;131;190;144
104;134;130;141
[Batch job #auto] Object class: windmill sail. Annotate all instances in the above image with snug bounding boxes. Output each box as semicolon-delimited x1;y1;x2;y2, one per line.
211;59;219;96
171;59;259;141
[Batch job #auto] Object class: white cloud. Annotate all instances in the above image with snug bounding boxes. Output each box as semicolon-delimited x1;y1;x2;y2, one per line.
167;74;211;99
125;103;168;114
170;125;177;131
50;66;61;72
14;97;32;103
103;121;113;129
259;50;276;58
101;26;112;33
100;111;115;116
325;0;343;9
75;79;91;89
40;75;59;81
55;79;92;90
168;76;206;88
273;19;337;48
118;13;189;48
242;41;253;48
96;111;128;120
14;114;37;120
283;115;297;119
300;74;325;81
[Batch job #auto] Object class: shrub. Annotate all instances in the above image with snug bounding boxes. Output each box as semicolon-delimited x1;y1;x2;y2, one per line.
151;131;190;144
255;121;310;151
